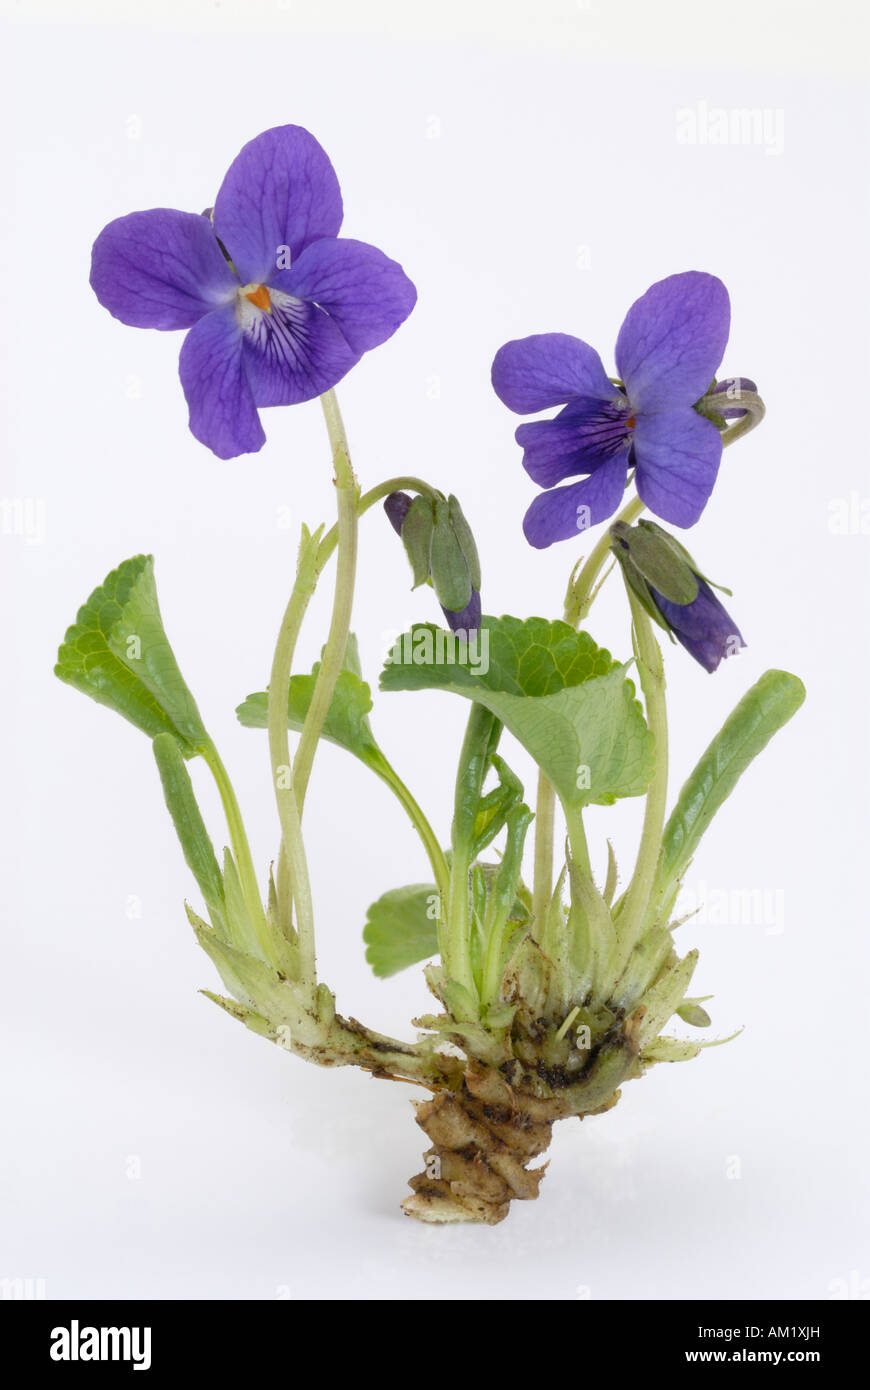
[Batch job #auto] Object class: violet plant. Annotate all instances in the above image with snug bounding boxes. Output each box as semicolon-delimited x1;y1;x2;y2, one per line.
57;125;804;1225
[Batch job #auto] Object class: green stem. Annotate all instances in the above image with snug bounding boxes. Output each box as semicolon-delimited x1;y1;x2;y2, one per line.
267;527;323;947
612;591;668;975
715;389;766;449
367;749;451;903
532;491;645;925
201;739;271;956
446;706;497;1002
480;802;533;1007
565;804;591;878
563;493;646;627
291;391;360;816
531;772;557;931
529;392;763;942
268;389;361;985
316;475;442;568
268;474;443;923
267;464;445;960
446;847;472;995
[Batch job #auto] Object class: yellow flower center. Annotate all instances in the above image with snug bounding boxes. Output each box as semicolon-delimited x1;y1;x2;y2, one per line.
242;283;271;312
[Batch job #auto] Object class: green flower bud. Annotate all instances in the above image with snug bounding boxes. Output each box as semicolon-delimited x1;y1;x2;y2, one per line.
610;520;745;673
402;495;436;588
430;497;474;613
447;494;481;592
383;490;483;633
611;519;699;609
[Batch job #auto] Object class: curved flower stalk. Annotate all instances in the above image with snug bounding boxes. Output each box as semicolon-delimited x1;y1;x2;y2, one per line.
57;134;804;1226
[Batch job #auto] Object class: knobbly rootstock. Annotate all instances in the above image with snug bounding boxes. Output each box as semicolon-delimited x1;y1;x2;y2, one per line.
57;124;804;1224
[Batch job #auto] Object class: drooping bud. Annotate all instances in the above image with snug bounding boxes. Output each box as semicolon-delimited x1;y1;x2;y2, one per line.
384;491;482;633
445;495;481;592
610;519;699;611
694;376;765;438
610;519;745;673
430;497;474;612
710;376;757;419
385;492;434;588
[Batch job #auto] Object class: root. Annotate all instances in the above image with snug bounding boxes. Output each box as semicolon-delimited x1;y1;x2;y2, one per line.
402;1015;644;1224
402;1083;553;1225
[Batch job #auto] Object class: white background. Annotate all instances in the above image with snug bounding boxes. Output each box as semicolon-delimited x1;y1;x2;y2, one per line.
1;0;868;1300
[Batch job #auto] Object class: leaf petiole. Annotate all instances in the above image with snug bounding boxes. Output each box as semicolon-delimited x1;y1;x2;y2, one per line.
200;738;273;959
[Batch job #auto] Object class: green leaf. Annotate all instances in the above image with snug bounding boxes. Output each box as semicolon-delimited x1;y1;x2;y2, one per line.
363;870;529;981
363;883;441;978
55;554;208;756
380;616;654;808
470;753;524;856
236;634;380;766
383;615;616;696
657;669;806;896
152;734;225;932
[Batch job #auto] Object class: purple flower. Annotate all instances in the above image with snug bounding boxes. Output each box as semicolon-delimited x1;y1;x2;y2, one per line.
90;125;417;459
652;580;745;674
491;271;731;547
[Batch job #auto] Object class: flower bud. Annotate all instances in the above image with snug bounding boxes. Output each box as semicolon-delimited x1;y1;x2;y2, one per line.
711;376;757;419
610;519;745;673
384;491;482;633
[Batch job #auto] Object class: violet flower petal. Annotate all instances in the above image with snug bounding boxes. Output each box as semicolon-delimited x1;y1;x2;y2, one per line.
213;125;343;285
178;306;265;459
442;588;481;633
90;209;237;330
272;237;417;353
633;407;722;527
238;293;360;407
522;456;628;549
491;333;619;414
383;491;413;534
653;579;745;673
615;271;730;411
516;397;633;488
